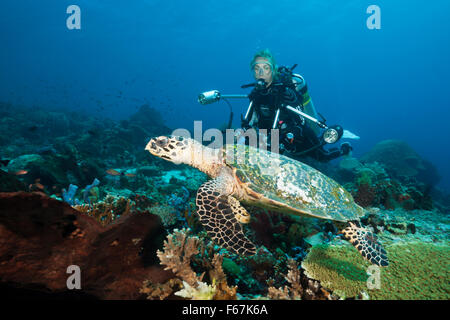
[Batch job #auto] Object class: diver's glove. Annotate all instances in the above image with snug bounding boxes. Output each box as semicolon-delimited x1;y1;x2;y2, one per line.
281;87;299;106
248;89;258;102
340;142;353;156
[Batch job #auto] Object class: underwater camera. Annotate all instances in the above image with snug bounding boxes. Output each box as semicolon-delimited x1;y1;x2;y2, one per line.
198;90;221;105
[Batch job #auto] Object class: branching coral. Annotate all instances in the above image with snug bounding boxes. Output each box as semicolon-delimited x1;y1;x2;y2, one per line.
175;281;217;300
267;259;302;300
266;259;334;300
74;194;134;226
156;228;204;287
140;278;182;300
141;228;237;300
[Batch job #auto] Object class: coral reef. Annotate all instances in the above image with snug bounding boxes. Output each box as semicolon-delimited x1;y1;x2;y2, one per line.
175;280;217;300
74;194;134;226
267;259;302;299
149;205;178;227
141;228;237;300
342;161;434;211
301;240;450;299
1;102;449;300
360;140;440;186
82;178;100;207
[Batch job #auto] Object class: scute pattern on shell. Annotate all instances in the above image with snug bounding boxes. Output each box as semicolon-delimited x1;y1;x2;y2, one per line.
225;144;365;222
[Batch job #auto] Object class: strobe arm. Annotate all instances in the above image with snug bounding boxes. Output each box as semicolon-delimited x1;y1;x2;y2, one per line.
198;90;248;105
285;105;328;129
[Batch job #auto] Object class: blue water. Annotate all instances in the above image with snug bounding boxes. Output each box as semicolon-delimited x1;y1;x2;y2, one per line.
1;0;449;191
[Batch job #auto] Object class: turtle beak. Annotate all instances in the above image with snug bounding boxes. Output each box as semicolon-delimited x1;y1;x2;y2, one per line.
145;137;162;154
145;136;171;158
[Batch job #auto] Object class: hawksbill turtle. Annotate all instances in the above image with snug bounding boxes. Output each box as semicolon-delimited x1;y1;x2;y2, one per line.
146;135;389;267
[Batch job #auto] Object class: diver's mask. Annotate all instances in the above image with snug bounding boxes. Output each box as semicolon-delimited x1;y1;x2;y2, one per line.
252;61;273;78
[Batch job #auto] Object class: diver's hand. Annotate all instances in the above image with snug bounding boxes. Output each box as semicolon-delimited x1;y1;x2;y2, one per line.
282;87;299;106
248;89;258;101
340;142;353;156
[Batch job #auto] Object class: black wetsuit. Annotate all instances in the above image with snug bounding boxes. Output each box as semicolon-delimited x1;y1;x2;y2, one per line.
244;82;342;162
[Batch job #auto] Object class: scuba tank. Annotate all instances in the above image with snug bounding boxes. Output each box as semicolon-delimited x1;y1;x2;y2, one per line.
277;65;321;137
291;74;321;136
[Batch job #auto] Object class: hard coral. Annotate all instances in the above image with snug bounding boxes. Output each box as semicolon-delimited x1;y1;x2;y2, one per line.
175;280;217;300
360;140;440;186
156;228;203;287
74;194;134;226
354;183;376;207
267;259;302;300
301;241;450;299
140;278;182;300
149;205;178;227
142;228;237;300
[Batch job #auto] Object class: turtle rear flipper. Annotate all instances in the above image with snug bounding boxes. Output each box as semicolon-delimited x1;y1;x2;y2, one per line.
196;178;256;256
342;222;389;267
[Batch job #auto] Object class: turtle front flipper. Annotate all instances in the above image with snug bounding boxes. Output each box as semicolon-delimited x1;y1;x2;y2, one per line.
341;222;389;267
196;178;256;256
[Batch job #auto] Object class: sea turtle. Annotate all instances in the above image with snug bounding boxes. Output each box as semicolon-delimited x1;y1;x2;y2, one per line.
146;135;389;266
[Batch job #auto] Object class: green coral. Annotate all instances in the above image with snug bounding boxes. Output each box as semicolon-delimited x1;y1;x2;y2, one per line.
355;167;376;186
301;241;450;299
222;258;241;276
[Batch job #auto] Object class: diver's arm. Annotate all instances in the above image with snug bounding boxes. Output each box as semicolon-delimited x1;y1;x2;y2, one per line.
290;74;321;134
242;90;257;129
281;87;300;106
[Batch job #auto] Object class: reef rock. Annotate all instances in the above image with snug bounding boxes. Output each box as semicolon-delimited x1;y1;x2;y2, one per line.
128;104;171;136
0;192;170;299
360;140;440;186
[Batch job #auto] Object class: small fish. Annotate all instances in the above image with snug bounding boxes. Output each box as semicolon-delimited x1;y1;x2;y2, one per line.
34;183;45;190
106;169;136;177
106;169;122;176
13;169;28;175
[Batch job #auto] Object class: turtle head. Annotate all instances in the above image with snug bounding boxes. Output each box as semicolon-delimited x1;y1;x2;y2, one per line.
145;135;194;165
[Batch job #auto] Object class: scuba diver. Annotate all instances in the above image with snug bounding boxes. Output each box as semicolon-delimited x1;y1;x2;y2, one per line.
241;49;352;162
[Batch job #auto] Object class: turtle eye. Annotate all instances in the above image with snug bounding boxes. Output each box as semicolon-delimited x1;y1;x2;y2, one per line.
158;137;168;147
